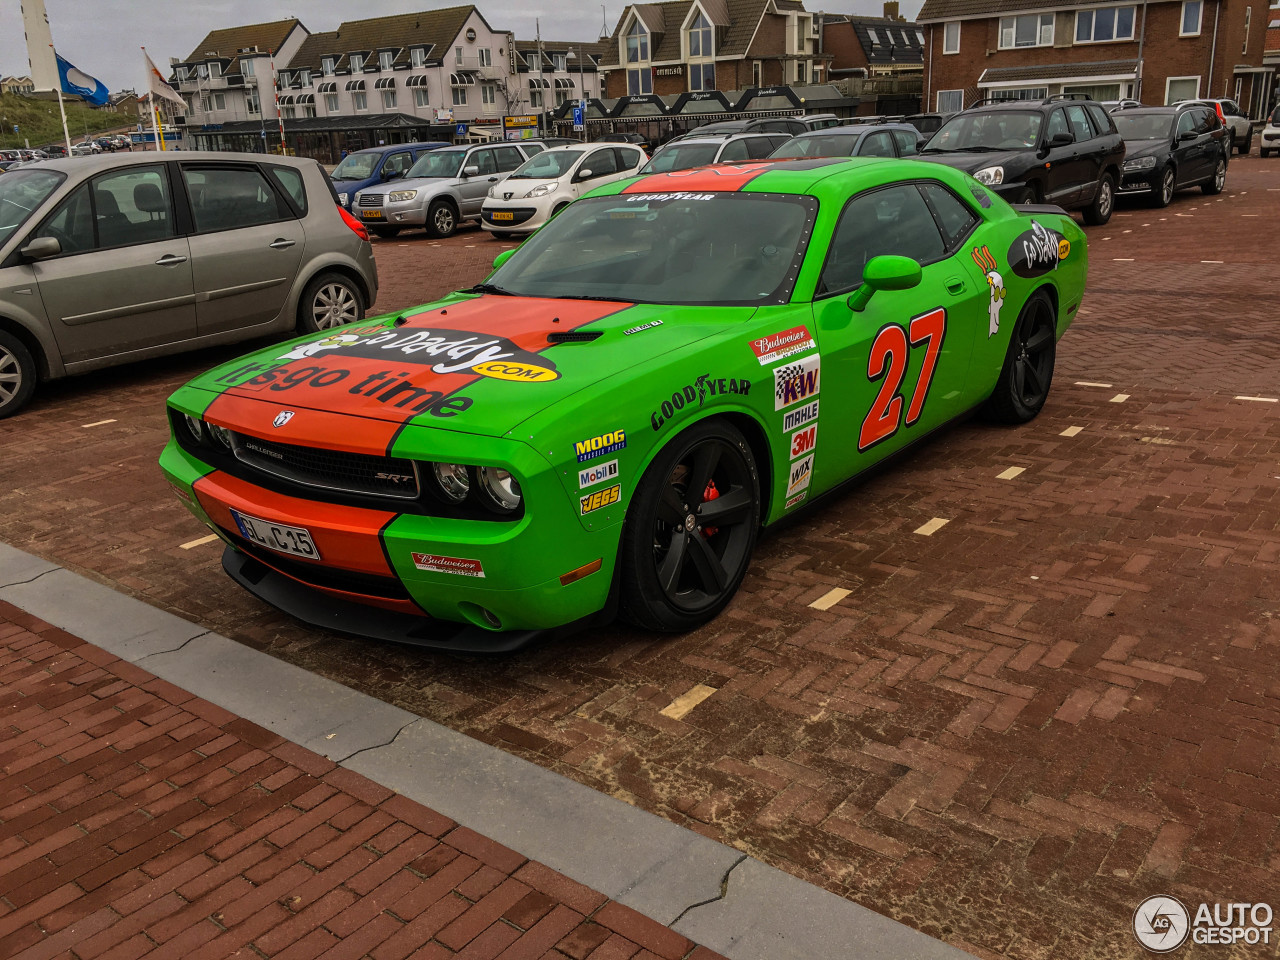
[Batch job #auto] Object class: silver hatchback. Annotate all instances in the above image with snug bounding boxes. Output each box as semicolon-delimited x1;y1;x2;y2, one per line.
0;151;378;418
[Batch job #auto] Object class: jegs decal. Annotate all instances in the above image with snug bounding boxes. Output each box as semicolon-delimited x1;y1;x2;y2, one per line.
773;355;820;411
971;245;1005;338
580;484;621;515
858;307;946;452
751;326;816;366
1008;220;1068;279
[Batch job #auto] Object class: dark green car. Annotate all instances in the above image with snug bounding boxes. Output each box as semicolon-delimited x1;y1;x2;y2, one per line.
160;157;1087;650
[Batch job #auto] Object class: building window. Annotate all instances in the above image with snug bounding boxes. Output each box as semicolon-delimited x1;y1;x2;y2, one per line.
937;89;963;113
626;19;649;62
999;14;1054;49
456;47;464;64
452;86;467;105
797;18;807;51
413;88;429;107
796;61;806;84
753;60;762;86
478;48;492;67
482;83;496;105
530;89;544;109
242;59;255;78
943;21;960;55
410;47;426;68
304;104;317;118
990;87;1048;101
1181;1;1203;36
350;54;364;72
247;91;260;114
282;105;296;119
353;91;368;111
377;51;392;70
627;68;652;95
197;63;209;79
212;92;226;110
1165;75;1200;103
199;96;210;113
690;62;715;91
382;89;396;108
209;62;221;78
555;87;569;106
1243;7;1252;52
1076;6;1136;42
322;57;335;75
299;69;310;86
688;12;712;57
326;93;339;111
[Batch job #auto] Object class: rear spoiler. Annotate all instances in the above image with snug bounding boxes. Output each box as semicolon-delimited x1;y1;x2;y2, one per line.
1015;203;1070;217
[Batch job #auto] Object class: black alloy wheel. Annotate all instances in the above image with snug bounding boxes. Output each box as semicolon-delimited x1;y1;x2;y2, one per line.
1203;156;1227;195
984;293;1056;424
1153;165;1176;208
1083;173;1115;225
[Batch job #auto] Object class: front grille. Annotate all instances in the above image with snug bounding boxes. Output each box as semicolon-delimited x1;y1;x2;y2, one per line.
222;528;412;601
232;433;420;500
358;194;384;207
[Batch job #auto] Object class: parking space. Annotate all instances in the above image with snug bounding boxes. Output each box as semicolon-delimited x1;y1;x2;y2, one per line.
2;155;1278;958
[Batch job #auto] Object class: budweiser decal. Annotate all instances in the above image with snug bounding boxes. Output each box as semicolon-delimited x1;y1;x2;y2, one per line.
411;553;486;578
750;326;815;365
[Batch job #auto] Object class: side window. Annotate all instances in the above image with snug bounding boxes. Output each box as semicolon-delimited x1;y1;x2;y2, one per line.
745;137;779;159
584;149;619;177
91;166;175;248
493;146;524;172
616;148;641;170
382;152;412;177
1065;104;1094;141
819;184;946;295
522;143;546;156
719;140;750;162
32;182;94;255
1192;108;1213;135
858;132;895;157
892;130;919;156
1176;111;1197;138
266;166;308;215
468;150;497;175
182;165;288;233
1045;108;1071;142
1085;103;1112;135
919;182;979;249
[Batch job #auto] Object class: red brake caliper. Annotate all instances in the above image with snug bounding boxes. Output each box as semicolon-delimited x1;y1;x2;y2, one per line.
702;480;720;538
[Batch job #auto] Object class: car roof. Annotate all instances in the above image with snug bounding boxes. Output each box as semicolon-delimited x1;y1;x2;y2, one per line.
618;156;974;197
795;123;918;136
351;142;444;154
24;151;320;174
1115;106;1184;115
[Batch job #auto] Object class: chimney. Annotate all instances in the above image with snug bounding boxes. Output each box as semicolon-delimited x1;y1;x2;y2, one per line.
883;1;901;20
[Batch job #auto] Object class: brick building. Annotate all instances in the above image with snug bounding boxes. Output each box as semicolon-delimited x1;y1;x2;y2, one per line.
822;12;925;78
919;0;1274;119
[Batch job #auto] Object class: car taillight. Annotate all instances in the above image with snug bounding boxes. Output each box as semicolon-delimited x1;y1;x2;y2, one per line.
1214;102;1225;124
338;204;369;241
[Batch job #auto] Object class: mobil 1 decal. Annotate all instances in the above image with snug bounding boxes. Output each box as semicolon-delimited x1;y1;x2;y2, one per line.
858;307;946;452
773;355;820;411
1007;220;1069;278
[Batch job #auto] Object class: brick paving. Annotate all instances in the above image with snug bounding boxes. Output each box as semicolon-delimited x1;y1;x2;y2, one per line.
0;601;726;960
2;156;1280;958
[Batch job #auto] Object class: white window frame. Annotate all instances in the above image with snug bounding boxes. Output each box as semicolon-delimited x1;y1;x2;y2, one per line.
410;48;426;68
452;86;467;106
282;105;296;119
1165;74;1201;103
413;87;430;108
1180;0;1203;36
1243;7;1251;52
209;62;221;78
455;46;464;65
212;92;226;111
796;60;806;84
627;67;652;95
479;48;492;67
943;21;961;55
304;104;317;118
242;59;255;78
1075;6;1137;43
353;90;368;111
990;86;1048;101
381;89;397;109
530;88;544;109
379;51;394;70
322;57;335;76
246;91;260;115
552;53;566;71
325;92;340;111
999;14;1054;49
625;18;650;63
299;69;310;86
481;83;496;105
936;89;963;113
350;54;364;72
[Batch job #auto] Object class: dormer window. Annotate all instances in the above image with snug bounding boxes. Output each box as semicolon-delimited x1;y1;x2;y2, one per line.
298;69;310;86
410;47;426;67
350;53;364;72
626;19;649;62
379;50;394;70
552;53;567;71
322;57;335;76
688;12;713;57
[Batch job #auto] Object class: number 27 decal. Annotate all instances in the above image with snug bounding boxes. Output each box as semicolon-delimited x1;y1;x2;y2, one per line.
858;307;947;452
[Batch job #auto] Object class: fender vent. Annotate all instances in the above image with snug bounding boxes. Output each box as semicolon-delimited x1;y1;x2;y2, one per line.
547;330;603;343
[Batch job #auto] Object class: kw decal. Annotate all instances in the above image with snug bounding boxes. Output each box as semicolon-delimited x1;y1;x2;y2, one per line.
782;399;819;432
651;376;750;431
773;355;820;411
575;430;626;463
580;484;621;515
971;245;1005;338
751;326;815;366
578;459;619;489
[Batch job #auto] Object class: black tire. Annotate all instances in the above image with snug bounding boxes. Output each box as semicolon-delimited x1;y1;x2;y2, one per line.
1202;155;1227;195
0;329;37;419
1150;165;1176;208
371;226;401;238
490;230;514;240
551;202;570;217
620;419;761;632
983;292;1056;425
297;271;365;333
426;200;458;238
1261;148;1271;159
1238;130;1252;156
1082;172;1115;226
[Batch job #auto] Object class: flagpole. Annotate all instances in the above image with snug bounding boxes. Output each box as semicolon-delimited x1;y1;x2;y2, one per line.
51;45;71;154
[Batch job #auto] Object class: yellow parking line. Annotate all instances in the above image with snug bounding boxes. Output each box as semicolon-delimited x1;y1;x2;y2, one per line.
997;466;1025;480
1074;381;1113;388
1236;396;1279;403
180;533;220;550
809;587;852;611
1060;426;1083;437
81;419;116;428
914;517;949;536
659;683;717;720
1110;394;1130;403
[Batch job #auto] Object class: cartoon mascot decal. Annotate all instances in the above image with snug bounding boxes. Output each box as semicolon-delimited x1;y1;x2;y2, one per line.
972;245;1005;338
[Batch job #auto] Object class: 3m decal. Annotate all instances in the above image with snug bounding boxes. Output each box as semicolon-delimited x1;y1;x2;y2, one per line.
785;491;807;509
580;484;621;514
575;430;626;463
623;320;663;336
789;424;817;460
578;459;619;489
411;553;486;578
751;326;815;366
650;376;751;431
971;245;1006;338
1008;220;1067;278
782;399;819;432
786;454;813;498
773;355;820;411
858;308;947;452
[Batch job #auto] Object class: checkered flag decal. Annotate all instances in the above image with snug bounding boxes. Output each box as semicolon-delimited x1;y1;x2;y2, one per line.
775;362;803;402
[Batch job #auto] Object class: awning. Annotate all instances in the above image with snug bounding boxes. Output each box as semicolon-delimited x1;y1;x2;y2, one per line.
977;59;1138;88
345;79;366;91
554;78;575;89
405;74;429;88
529;77;550;89
317;81;337;93
450;72;475;86
296;93;314;104
277;95;295;105
374;77;396;89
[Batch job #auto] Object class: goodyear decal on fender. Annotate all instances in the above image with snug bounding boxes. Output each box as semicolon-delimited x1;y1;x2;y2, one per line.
773;355;820;411
789;424;817;460
575;430;626;463
578;459;619;489
580;483;621;514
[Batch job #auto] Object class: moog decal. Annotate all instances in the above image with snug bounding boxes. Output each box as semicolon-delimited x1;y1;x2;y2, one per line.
575;430;626;463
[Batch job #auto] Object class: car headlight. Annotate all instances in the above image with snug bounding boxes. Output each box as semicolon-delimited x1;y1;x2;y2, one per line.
973;165;1004;185
208;424;234;451
487;185;498;199
337;192;348;206
389;190;418;202
432;462;471;503
475;467;522;514
1123;156;1157;171
181;413;205;444
524;183;557;199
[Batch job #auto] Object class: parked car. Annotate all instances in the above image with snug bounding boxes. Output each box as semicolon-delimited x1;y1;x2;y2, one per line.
481;142;646;238
801;114;842;130
0;161;19;173
1112;104;1228;206
0;152;377;418
598;132;652;152
1181;98;1252;154
330;142;449;212
903;113;950;137
918;95;1125;225
1260;104;1280;157
1103;99;1143;112
769;124;924;160
352;141;543;238
673;116;809;140
638;133;792;174
69;143;96;157
0;150;21;162
160;157;1086;647
40;144;67;157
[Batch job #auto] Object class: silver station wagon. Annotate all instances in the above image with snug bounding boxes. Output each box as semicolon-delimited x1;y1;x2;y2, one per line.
0;152;378;418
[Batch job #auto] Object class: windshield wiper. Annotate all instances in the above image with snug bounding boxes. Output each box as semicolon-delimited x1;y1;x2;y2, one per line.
556;294;641;303
466;282;515;296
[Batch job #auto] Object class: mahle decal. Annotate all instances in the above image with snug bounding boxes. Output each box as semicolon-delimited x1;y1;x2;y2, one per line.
651;376;750;431
580;484;621;514
575;430;626;463
783;399;819;432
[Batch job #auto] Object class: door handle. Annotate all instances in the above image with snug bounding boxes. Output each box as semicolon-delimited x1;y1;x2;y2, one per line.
946;277;967;295
487;177;498;182
268;238;296;249
155;254;187;266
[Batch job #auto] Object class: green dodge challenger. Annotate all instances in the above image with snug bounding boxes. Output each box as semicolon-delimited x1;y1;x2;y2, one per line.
160;157;1087;650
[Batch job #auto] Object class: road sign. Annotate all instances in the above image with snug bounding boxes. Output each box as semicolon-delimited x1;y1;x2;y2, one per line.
456;123;468;137
572;105;584;132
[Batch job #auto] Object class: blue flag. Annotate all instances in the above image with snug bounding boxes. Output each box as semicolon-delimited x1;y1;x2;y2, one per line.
56;54;108;106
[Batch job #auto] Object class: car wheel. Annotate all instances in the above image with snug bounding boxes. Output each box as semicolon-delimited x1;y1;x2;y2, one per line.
298;272;364;333
1203;156;1227;195
620;419;761;632
1262;148;1272;158
983;292;1056;425
1151;165;1176;208
0;329;37;420
426;200;457;238
1082;173;1115;225
490;231;514;240
371;226;401;238
1239;130;1252;156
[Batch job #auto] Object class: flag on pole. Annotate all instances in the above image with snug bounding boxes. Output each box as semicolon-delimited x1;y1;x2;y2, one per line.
55;53;109;106
143;48;185;108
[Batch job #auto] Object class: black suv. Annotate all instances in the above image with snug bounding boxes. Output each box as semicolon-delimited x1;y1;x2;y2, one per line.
1111;103;1228;207
918;94;1126;225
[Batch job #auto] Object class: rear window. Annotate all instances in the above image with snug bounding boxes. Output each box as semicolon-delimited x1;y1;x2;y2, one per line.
267;166;308;215
182;165;290;232
771;134;859;158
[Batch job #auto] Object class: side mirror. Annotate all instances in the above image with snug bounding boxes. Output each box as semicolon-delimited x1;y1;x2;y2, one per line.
847;255;921;312
383;169;402;181
462;165;480;178
1179;130;1198;141
1048;132;1074;148
492;249;515;271
575;168;594;181
20;236;61;260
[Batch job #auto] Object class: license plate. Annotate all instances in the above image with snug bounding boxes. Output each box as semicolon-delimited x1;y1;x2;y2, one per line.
231;510;321;560
361;210;384;219
490;211;514;221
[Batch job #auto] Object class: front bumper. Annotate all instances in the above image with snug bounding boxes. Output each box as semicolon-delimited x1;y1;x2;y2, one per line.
1119;170;1157;193
481;196;555;234
353;196;428;227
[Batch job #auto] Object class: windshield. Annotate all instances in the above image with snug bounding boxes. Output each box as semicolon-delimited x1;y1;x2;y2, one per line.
925;111;1042;152
640;143;719;174
1113;114;1175;140
510;150;585;180
488;192;817;306
331;152;380;181
771;134;859;158
407;150;465;178
0;169;64;248
1271;105;1280;124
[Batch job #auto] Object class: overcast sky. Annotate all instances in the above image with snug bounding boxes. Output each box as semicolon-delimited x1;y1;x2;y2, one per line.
3;0;924;92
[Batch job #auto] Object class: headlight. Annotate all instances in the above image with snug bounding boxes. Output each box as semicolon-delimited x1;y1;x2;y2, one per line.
973;165;1004;185
208;424;234;451
487;185;497;198
524;183;557;198
475;467;522;513
181;413;205;444
1123;156;1157;171
337;192;348;205
432;462;470;503
389;190;418;202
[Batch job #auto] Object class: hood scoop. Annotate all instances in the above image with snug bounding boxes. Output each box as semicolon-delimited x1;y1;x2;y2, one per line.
547;330;603;344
